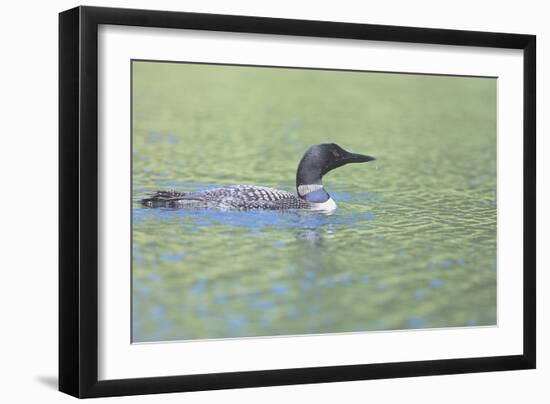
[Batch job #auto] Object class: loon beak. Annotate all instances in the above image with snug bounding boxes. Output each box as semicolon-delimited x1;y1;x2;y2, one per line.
343;152;376;163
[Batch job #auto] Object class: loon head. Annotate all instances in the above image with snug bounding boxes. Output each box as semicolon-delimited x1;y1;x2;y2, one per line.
296;143;375;204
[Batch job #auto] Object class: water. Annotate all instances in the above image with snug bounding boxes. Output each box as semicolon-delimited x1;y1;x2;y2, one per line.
132;61;497;343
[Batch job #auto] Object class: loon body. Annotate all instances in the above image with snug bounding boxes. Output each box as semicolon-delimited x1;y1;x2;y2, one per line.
141;143;375;211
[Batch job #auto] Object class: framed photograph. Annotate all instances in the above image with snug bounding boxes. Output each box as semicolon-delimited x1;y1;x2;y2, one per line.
59;6;536;398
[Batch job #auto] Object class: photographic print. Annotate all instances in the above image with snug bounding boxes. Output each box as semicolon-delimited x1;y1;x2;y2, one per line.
131;60;497;343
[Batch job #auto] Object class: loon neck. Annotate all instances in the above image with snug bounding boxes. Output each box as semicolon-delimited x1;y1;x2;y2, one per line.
296;157;326;202
297;183;330;203
295;149;334;203
296;165;330;203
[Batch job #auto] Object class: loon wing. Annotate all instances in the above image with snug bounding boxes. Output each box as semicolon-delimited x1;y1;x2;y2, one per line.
140;189;196;207
141;186;311;210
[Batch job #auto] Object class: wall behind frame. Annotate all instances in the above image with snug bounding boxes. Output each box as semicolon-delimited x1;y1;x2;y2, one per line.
0;0;545;403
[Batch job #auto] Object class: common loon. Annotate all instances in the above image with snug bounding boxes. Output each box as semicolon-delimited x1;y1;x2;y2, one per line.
141;143;375;211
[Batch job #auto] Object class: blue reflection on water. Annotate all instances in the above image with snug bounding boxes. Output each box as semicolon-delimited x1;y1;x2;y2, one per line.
300;280;312;291
415;289;426;300
406;316;427;328
135;208;370;230
304;270;316;280
251;299;275;310
272;241;287;247
338;274;352;285
191;278;208;294
430;258;465;270
272;284;289;295
215;294;229;304
227;314;248;329
159;252;185;262
132;183;377;236
150;304;165;318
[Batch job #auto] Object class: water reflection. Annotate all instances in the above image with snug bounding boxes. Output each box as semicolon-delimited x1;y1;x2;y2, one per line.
132;181;496;341
131;63;497;342
132;196;383;340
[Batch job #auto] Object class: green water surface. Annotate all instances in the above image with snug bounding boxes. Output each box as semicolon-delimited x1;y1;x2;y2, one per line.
132;61;497;342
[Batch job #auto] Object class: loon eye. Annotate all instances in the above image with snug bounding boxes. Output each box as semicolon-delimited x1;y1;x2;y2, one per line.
332;150;340;157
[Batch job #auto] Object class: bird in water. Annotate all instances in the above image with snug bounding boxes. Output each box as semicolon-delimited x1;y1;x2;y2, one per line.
141;143;375;211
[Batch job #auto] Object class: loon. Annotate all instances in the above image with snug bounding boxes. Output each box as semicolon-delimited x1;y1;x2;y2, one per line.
141;143;375;211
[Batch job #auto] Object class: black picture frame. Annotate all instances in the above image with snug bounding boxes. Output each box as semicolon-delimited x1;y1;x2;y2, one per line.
59;5;536;398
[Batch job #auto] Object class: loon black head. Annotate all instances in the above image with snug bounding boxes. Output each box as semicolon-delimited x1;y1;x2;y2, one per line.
296;143;375;204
